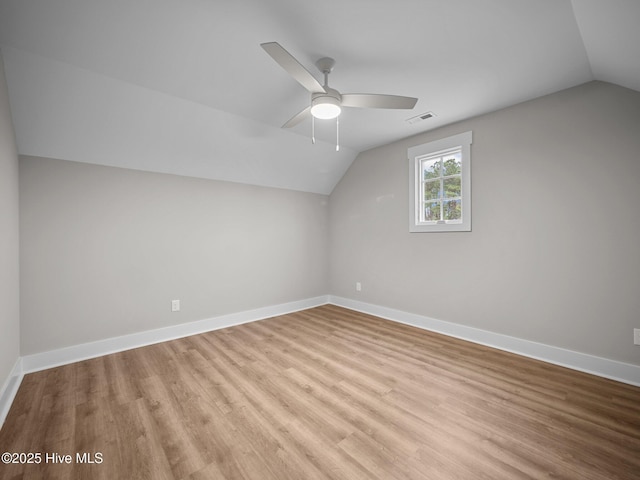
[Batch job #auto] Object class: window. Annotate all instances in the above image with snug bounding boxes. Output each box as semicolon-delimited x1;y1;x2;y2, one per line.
409;131;472;232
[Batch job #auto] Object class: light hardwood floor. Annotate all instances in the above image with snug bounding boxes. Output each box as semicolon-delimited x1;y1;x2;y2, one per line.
1;305;639;479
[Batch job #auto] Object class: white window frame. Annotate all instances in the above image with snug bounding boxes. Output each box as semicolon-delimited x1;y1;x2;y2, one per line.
409;131;472;232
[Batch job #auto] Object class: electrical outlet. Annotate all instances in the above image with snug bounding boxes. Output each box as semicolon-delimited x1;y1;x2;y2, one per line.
171;299;180;312
634;328;640;346
356;282;362;292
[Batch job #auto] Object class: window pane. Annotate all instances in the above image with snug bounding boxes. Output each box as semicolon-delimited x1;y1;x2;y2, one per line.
424;201;441;221
424;180;440;200
443;153;461;176
443;176;461;198
444;199;461;220
422;158;441;180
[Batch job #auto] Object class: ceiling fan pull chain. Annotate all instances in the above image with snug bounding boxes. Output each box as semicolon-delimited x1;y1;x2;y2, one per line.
311;115;316;144
336;116;340;152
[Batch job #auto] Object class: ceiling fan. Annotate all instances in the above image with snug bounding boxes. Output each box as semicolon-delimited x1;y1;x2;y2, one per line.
261;42;418;148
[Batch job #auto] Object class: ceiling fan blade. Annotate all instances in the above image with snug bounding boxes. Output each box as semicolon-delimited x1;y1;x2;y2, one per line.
282;106;311;128
261;42;326;94
341;94;418;109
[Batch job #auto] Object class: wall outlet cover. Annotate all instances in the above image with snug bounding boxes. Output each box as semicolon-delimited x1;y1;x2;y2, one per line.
171;299;180;312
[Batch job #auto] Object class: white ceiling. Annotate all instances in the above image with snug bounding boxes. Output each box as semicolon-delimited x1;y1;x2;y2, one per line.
1;0;638;194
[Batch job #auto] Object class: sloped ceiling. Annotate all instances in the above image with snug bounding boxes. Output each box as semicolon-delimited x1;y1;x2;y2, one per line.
0;0;638;194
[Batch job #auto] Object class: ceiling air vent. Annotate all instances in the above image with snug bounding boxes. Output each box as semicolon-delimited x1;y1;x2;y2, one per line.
406;111;436;125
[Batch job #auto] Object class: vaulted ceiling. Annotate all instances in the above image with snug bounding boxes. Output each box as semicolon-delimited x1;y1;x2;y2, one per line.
1;0;638;194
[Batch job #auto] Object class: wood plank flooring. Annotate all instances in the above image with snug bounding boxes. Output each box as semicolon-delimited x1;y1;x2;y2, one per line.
1;305;639;479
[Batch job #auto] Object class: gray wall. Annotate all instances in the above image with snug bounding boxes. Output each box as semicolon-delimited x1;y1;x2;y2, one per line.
15;80;640;368
0;51;20;386
329;81;640;366
20;157;329;354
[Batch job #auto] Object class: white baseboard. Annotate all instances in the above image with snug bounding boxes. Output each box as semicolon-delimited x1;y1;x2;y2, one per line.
0;357;24;428
329;296;640;387
21;295;330;374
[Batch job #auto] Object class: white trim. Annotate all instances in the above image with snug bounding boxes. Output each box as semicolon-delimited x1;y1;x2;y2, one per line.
21;296;329;374
0;357;24;428
328;296;640;387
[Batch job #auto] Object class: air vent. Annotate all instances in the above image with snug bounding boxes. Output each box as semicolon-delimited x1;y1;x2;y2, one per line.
406;111;436;125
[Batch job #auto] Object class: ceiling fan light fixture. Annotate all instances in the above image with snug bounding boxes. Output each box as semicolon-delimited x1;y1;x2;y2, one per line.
310;95;341;119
